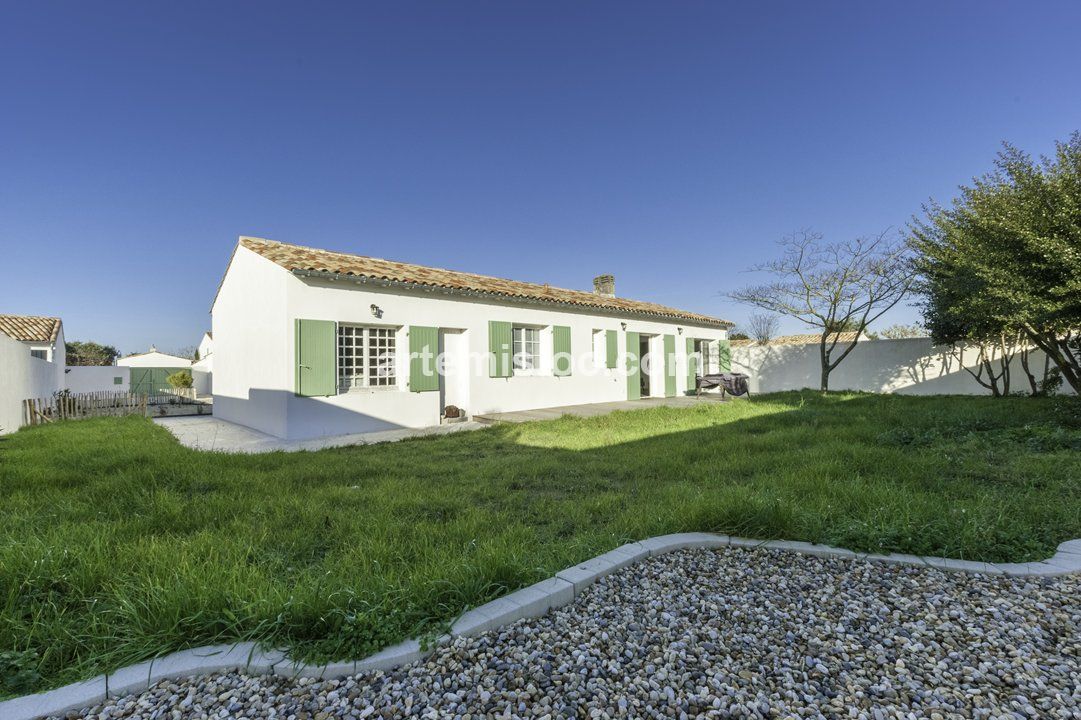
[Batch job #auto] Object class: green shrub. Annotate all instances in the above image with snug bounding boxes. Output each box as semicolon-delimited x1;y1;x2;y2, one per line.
166;371;193;389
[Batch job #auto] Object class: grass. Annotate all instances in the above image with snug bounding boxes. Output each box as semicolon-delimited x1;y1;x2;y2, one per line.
1;391;1079;697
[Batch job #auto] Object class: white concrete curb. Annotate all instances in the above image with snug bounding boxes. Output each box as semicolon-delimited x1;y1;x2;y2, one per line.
4;534;1080;720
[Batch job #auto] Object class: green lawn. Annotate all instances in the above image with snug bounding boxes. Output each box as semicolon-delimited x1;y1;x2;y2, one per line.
1;391;1079;697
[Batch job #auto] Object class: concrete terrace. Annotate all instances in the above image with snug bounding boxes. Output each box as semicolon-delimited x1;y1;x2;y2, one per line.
153;416;484;453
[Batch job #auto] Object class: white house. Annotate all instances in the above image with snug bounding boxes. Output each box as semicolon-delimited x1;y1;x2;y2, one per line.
0;314;66;433
212;237;733;440
118;347;193;396
192;332;213;397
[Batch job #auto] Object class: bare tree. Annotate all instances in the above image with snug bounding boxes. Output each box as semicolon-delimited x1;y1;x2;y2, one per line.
876;323;925;339
747;313;779;345
728;229;913;391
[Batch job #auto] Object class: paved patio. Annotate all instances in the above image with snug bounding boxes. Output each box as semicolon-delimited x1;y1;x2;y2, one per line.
153;416;483;453
474;394;728;424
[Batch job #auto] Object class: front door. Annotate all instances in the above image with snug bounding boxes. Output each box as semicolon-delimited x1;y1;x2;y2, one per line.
639;335;651;397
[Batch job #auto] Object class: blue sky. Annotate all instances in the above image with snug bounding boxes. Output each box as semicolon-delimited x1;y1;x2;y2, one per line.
2;2;1079;353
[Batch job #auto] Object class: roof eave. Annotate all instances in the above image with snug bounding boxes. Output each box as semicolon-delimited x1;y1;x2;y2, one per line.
290;269;733;328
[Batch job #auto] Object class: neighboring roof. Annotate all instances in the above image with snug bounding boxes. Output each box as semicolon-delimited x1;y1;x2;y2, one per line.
730;332;862;347
0;314;62;343
236;236;733;327
118;349;193;365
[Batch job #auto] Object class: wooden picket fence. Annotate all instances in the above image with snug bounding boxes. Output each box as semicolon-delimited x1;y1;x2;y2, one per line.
23;391;149;426
149;387;197;404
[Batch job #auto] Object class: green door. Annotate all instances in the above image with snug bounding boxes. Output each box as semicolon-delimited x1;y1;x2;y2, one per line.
663;334;676;397
295;319;337;396
129;367;190;395
685;337;697;395
625;331;640;400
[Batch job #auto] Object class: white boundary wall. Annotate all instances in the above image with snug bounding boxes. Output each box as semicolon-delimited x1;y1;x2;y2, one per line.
65;366;130;393
733;337;1075;395
0;333;62;434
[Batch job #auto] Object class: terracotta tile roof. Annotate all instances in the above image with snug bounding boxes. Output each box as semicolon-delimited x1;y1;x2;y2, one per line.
239;237;733;327
0;314;62;343
730;332;861;347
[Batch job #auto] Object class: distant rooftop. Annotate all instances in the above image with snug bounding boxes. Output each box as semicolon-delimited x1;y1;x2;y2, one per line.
730;332;862;347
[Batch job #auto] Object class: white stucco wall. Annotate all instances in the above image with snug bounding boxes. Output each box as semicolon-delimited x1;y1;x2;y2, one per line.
213;246;730;439
0;333;62;434
732;337;1075;395
192;356;212;397
197;332;213;361
212;245;291;438
65;365;130;393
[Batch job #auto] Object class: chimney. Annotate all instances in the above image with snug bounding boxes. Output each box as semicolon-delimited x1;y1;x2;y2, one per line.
593;274;615;298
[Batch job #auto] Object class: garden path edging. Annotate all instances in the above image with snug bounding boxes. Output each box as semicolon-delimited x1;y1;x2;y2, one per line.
4;533;1080;720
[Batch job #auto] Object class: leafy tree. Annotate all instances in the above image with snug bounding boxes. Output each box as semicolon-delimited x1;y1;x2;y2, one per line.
728;229;913;390
65;341;119;366
909;133;1081;394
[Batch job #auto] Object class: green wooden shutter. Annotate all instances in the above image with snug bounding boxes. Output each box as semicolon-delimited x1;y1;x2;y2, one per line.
605;329;618;369
625;331;641;400
718;339;732;372
552;325;572;376
685;337;697;395
488;321;512;377
409;326;439;392
295;319;337;396
663;334;676;397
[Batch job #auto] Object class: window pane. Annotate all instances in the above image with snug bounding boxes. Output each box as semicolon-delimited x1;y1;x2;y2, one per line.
512;326;540;370
338;325;397;390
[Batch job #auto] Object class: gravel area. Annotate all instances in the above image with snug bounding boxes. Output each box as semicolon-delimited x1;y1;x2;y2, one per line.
52;547;1080;719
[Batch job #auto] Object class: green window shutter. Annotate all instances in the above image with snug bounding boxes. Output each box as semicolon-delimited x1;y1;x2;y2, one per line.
295;319;337;397
663;334;676;397
685;337;697;395
718;339;732;372
488;321;512;377
409;326;439;392
605;329;618;369
552;325;572;376
625;331;640;400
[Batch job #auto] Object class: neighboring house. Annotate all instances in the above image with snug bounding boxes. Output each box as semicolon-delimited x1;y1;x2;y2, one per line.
212;236;733;440
0;314;65;365
118;347;193;395
0;314;65;433
192;332;213;397
729;332;863;348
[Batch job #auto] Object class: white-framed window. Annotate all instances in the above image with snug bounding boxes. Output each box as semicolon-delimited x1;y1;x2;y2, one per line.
592;329;605;367
338;325;397;391
512;326;541;372
30;348;48;360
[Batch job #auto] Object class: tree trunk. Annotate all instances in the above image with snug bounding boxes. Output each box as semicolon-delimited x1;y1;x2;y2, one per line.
1020;347;1039;396
1024;329;1081;394
819;337;830;391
